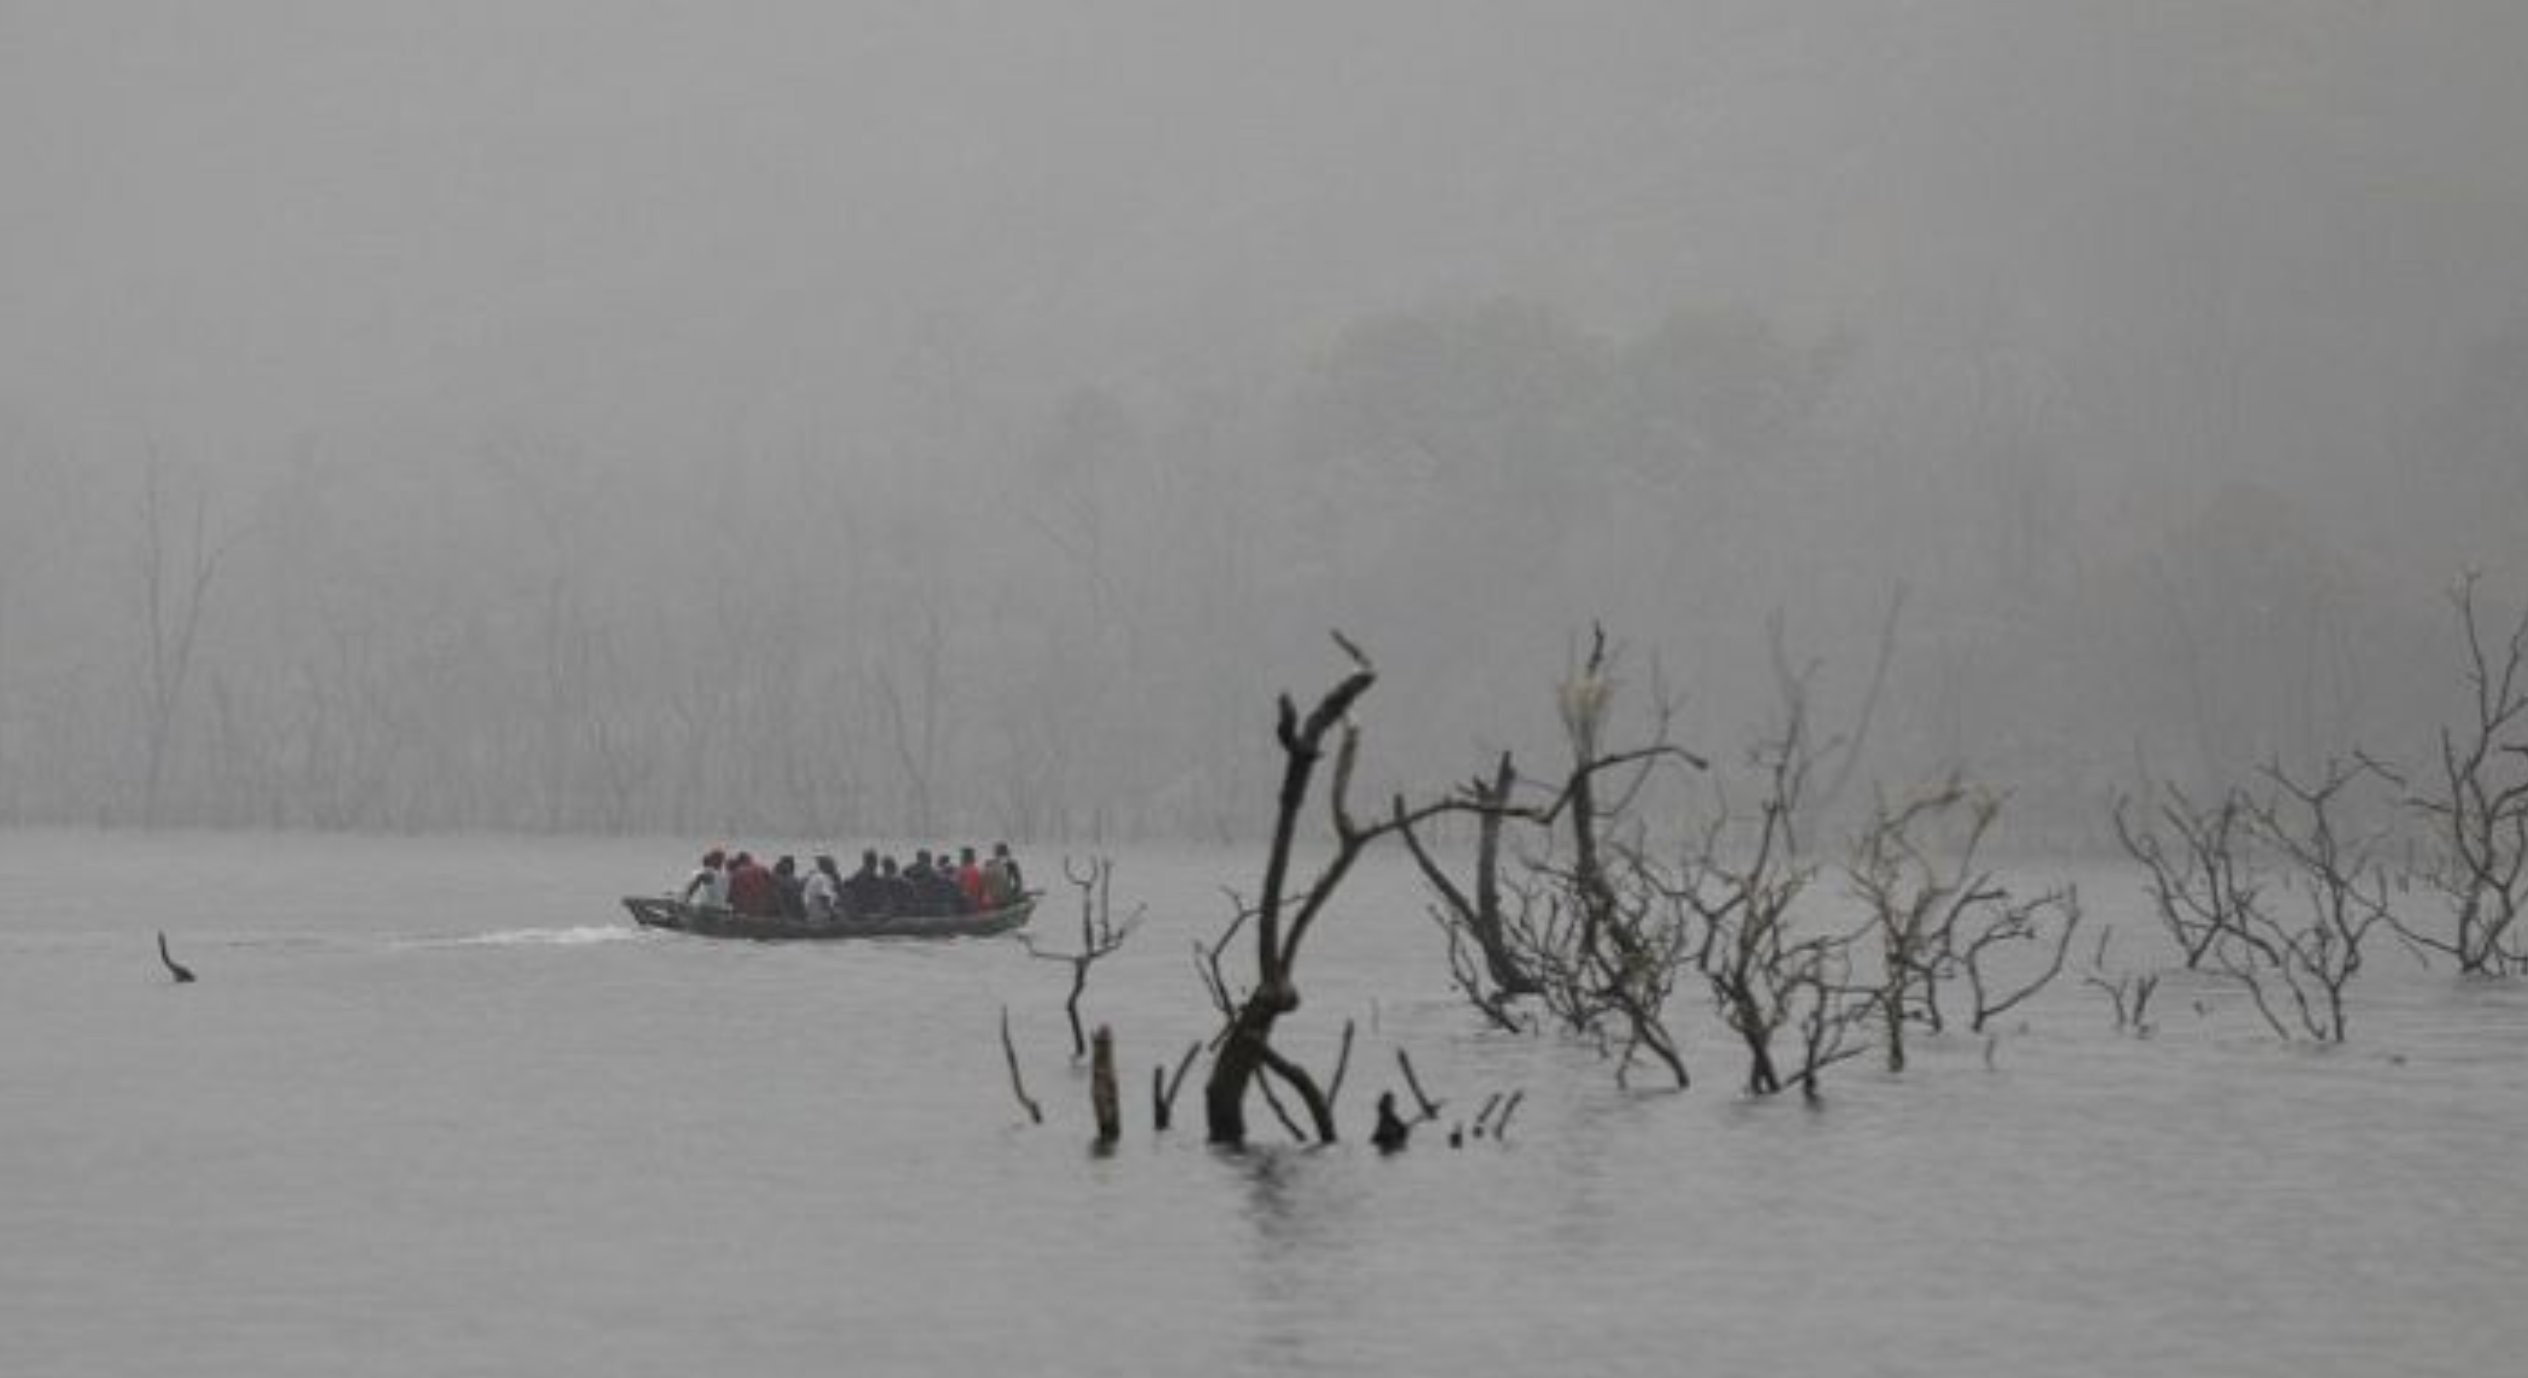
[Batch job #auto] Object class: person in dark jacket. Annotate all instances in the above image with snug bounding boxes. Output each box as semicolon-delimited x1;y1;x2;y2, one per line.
877;854;910;917
771;855;807;919
903;850;940;915
839;849;884;918
913;850;967;915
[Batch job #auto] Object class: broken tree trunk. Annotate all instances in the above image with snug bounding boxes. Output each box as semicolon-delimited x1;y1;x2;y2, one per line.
1090;1025;1121;1144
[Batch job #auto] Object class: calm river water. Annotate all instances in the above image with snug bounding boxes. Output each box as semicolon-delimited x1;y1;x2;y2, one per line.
3;829;2523;1376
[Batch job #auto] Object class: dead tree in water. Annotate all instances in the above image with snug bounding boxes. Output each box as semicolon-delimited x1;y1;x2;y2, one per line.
1668;609;1920;1098
2083;928;2160;1034
1529;630;1707;1089
1954;882;2082;1035
2116;759;2387;1042
1846;775;2083;1066
1670;664;1856;1097
2370;573;2528;975
2112;786;2259;970
998;1006;1043;1124
1400;629;1707;1087
1846;776;1991;1072
1398;751;1536;1026
1150;1042;1200;1133
1022;856;1143;1059
2227;759;2394;1042
1199;635;1475;1147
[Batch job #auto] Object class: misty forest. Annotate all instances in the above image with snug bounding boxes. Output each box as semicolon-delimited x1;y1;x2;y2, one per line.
4;3;2525;848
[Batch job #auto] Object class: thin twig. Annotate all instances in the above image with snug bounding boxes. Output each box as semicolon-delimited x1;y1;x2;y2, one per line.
1395;1047;1443;1121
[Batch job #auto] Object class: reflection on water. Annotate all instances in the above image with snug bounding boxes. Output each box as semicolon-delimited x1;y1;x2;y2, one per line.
0;831;2523;1376
1232;1147;1373;1376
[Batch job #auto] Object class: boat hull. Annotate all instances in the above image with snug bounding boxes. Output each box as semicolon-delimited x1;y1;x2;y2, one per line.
621;894;1036;941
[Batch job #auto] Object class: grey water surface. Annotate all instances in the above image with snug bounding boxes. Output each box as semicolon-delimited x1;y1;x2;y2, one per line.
4;830;2522;1376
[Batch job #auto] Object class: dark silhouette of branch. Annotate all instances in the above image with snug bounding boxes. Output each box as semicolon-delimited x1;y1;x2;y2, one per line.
1324;1018;1357;1110
2083;927;2161;1035
156;931;195;984
1152;1041;1201;1132
1394;1047;1443;1121
998;1006;1042;1125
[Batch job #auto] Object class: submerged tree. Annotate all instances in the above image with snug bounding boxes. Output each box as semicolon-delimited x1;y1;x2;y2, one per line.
1846;774;2082;1069
2372;573;2528;975
2222;759;2395;1042
1400;620;1973;1101
2112;784;2260;970
1675;692;1854;1098
1199;634;1472;1147
1022;856;1144;1060
1399;751;1535;1030
1400;629;1707;1088
1526;631;1707;1088
2116;757;2393;1042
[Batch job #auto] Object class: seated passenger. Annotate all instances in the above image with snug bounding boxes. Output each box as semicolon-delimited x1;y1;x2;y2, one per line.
681;848;729;909
839;850;884;918
954;847;988;911
805;854;843;921
772;855;808;919
877;855;911;917
904;850;943;916
991;841;1025;898
920;852;970;915
726;852;781;917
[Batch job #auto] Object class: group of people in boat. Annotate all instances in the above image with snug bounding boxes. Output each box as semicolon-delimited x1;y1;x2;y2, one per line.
677;843;1025;923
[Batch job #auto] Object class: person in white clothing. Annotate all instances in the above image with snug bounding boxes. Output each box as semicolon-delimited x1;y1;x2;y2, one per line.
680;848;729;909
805;854;844;921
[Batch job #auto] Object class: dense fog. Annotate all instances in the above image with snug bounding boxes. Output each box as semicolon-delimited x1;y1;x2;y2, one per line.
3;2;2525;843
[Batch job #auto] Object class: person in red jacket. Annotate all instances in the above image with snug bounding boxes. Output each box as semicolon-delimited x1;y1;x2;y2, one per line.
725;851;781;917
956;846;988;911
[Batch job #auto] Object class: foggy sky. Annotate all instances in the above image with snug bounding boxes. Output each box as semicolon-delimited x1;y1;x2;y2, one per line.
5;2;2526;838
10;4;2517;450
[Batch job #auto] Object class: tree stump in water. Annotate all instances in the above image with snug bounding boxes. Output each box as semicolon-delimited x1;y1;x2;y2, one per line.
1371;1091;1411;1154
1090;1025;1121;1145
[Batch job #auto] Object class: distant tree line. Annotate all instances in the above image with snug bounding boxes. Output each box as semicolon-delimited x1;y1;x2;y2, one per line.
0;296;2522;840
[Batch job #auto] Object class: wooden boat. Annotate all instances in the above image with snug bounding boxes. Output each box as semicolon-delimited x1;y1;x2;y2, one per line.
620;893;1037;941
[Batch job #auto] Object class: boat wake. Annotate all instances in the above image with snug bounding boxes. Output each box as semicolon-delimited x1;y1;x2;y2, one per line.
404;924;644;950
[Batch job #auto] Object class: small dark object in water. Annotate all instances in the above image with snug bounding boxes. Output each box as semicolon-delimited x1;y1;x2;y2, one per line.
1371;1091;1411;1154
157;932;195;984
